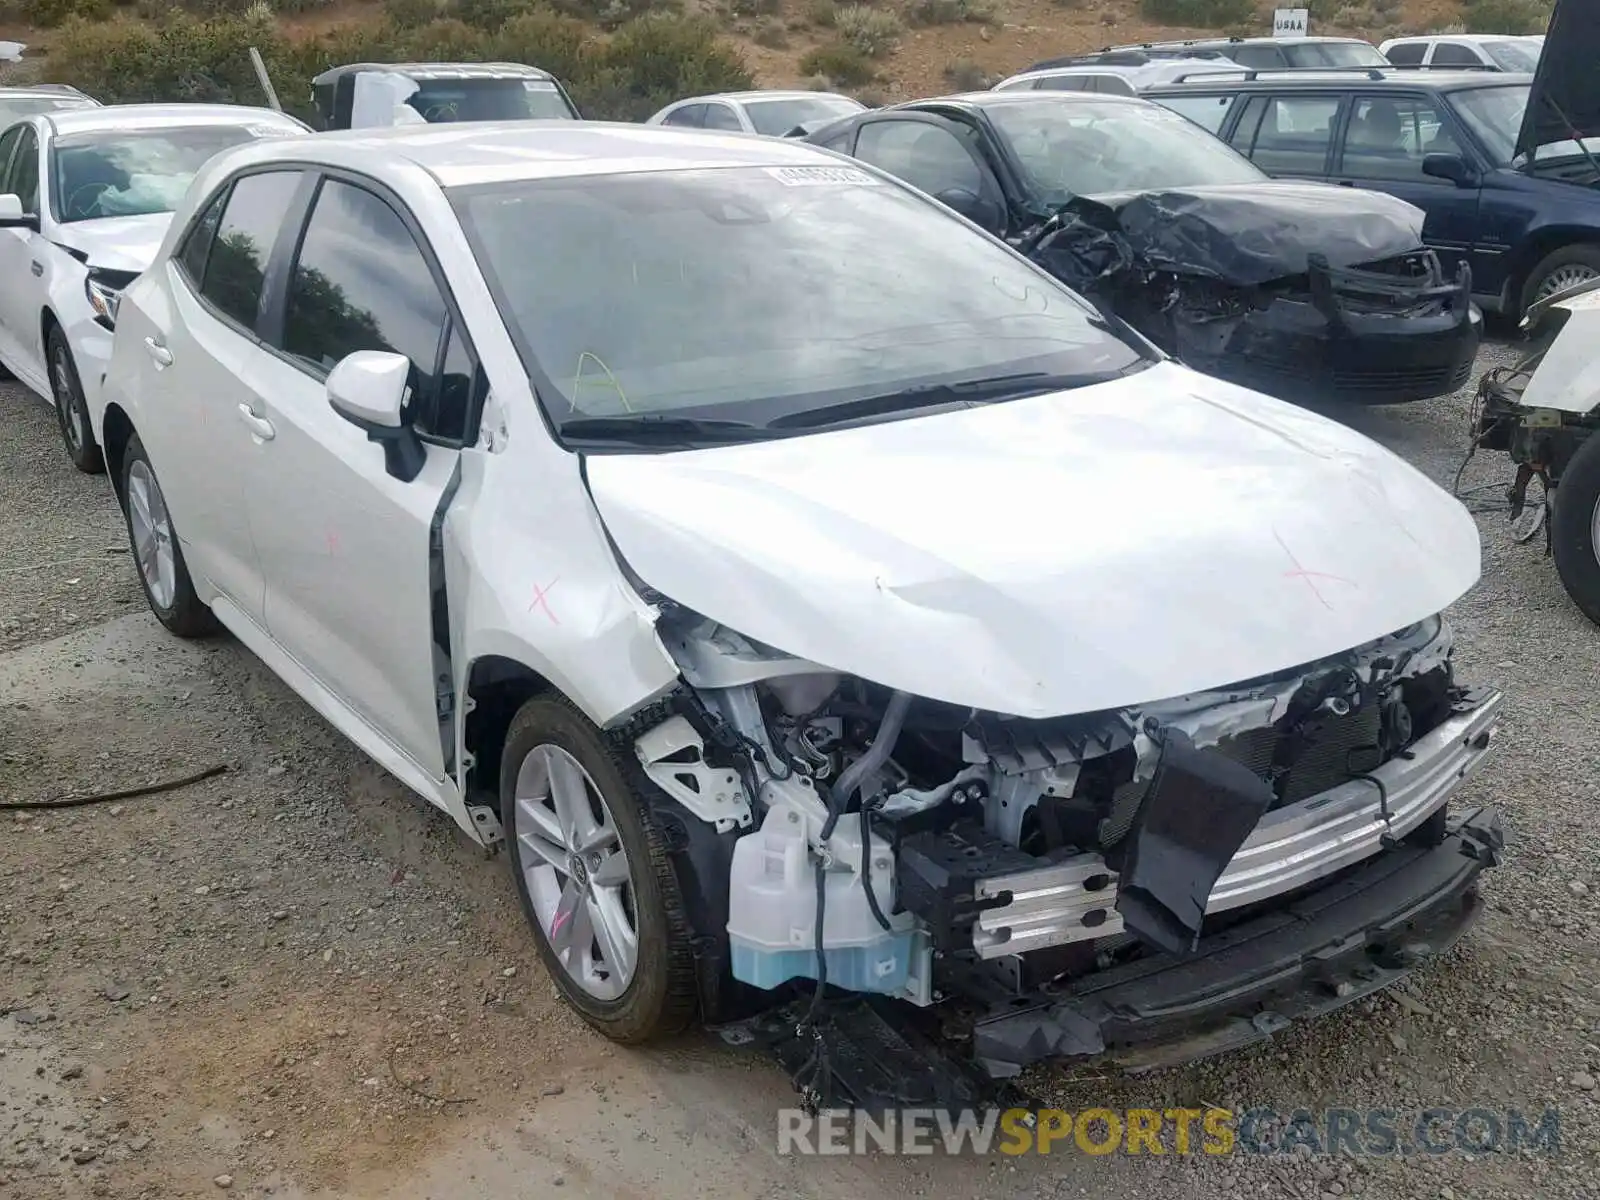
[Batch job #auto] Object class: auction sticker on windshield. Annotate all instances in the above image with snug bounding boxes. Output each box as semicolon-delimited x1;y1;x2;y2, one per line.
765;165;880;186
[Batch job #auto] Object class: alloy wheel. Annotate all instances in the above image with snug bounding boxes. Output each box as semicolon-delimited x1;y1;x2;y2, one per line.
1533;263;1600;305
126;460;178;611
512;743;640;1001
51;341;86;454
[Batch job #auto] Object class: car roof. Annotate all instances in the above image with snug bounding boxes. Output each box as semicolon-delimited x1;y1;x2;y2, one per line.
718;90;860;104
1144;69;1532;94
312;62;556;84
907;90;1154;111
205;120;866;188
1107;34;1373;49
0;86;92;99
42;103;304;136
1002;59;1233;81
1381;33;1526;45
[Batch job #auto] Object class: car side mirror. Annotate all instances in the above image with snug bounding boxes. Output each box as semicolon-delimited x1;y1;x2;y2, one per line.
935;186;1004;235
1422;152;1477;188
0;192;39;231
327;349;426;482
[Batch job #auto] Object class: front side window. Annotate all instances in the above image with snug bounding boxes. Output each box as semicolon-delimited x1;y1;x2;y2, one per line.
661;104;706;128
1283;41;1388;68
1342;96;1462;180
198;170;305;331
0;125;20;188
1232;94;1341;175
745;96;864;137
986;96;1263;201
855;120;984;197
176;190;226;285
1450;84;1527;165
1431;42;1483;67
1150;92;1236;134
283;178;466;441
1231;45;1286;69
1384;42;1427;66
9;127;38;214
51;124;288;224
451;166;1145;436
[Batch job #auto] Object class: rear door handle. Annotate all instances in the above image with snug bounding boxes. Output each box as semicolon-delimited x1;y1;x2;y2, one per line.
236;403;275;442
143;337;172;368
29;260;41;277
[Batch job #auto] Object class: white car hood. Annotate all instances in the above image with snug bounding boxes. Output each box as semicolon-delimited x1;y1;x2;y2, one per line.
585;362;1482;718
50;212;171;273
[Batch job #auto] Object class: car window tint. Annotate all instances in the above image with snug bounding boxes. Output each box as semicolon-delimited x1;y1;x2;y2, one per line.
10;127;38;213
855;120;981;197
0;126;21;192
1243;95;1340;175
1432;43;1481;66
1385;42;1427;65
1231;45;1284;69
282;178;459;439
1343;96;1461;180
662;104;706;128
701;103;743;131
1036;75;1088;91
177;190;225;286
199;171;303;331
1154;93;1235;133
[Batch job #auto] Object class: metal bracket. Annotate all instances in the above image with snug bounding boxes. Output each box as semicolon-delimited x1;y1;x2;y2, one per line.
467;803;505;852
635;715;753;834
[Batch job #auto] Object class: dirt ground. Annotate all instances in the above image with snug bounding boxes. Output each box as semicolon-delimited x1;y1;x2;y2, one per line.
1;337;1598;1200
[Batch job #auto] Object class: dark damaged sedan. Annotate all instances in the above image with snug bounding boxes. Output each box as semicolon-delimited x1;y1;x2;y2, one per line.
807;92;1482;404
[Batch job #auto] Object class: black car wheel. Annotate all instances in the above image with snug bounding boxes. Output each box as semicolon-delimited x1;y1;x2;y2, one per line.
1552;433;1600;628
47;323;104;474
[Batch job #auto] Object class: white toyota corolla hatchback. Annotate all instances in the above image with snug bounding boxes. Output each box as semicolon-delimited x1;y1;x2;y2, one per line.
0;103;307;472
93;121;1503;1089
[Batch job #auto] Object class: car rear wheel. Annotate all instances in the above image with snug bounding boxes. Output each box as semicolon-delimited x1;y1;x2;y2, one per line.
1552;432;1600;628
502;694;698;1044
47;324;103;475
1520;244;1600;318
120;434;218;638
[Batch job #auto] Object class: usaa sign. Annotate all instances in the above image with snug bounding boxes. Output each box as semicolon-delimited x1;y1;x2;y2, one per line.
1273;7;1310;36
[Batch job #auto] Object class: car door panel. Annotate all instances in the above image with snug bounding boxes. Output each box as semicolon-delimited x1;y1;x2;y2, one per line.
242;173;464;780
1334;92;1482;283
0;125;48;387
144;168;311;627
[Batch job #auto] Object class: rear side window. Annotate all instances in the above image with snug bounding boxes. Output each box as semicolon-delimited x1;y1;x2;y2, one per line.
1232;94;1341;176
1036;75;1090;92
1231;45;1285;69
1432;42;1483;66
1385;42;1427;66
198;170;304;332
661;104;706;128
1153;93;1235;134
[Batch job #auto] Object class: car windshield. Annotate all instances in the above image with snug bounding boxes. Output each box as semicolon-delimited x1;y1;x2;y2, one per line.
405;77;576;122
51;125;274;223
1483;40;1539;71
1282;41;1388;67
984;96;1263;202
0;96;94;124
451;165;1144;436
745;96;862;136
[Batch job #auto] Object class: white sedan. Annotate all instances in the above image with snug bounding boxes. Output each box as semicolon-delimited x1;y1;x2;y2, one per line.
645;90;864;137
94;121;1501;1069
0;103;306;472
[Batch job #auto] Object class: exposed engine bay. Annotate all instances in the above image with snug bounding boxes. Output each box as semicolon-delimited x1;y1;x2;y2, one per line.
630;603;1502;1098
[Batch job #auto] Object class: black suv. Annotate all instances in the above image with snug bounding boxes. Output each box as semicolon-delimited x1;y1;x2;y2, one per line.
1144;67;1600;318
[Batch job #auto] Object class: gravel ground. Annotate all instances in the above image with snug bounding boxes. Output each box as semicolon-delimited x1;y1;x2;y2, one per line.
1;341;1597;1200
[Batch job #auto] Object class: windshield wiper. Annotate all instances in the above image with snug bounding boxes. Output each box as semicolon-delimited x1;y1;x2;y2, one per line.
769;366;1147;431
560;413;784;446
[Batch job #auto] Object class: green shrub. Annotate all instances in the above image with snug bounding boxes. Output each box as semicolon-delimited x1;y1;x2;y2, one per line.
1460;0;1547;34
907;0;995;25
751;16;788;45
21;0;111;29
585;12;752;117
1137;0;1255;27
942;56;989;89
805;0;836;23
797;39;874;83
385;0;443;29
547;0;677;31
833;2;900;55
49;10;285;104
492;9;593;82
729;0;781;13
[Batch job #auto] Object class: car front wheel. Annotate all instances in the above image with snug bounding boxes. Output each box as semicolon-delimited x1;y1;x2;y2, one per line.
502;694;698;1043
48;324;103;474
120;433;218;638
1520;244;1600;317
1552;432;1600;628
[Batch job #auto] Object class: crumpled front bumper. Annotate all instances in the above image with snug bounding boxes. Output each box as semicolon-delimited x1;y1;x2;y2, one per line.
1178;255;1480;405
971;805;1504;1078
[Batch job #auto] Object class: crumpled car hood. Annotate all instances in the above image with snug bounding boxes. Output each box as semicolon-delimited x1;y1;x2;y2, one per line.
1073;182;1427;286
49;212;171;274
584;361;1481;718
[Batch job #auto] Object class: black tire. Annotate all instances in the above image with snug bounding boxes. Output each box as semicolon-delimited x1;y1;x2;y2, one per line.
501;694;698;1044
120;433;218;638
46;323;104;475
1518;244;1600;320
1553;433;1600;628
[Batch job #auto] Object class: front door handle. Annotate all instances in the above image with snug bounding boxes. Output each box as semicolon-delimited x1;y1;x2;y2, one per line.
236;403;275;441
143;337;172;368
